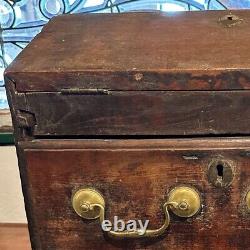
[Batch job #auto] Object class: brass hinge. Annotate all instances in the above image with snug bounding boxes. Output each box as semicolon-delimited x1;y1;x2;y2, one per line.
61;88;110;95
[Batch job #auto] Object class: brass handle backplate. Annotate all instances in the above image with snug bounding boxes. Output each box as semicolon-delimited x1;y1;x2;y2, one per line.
72;186;201;239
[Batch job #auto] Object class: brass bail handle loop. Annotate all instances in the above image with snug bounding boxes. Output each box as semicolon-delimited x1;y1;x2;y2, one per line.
72;186;201;239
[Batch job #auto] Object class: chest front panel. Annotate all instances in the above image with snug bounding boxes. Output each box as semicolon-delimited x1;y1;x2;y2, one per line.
21;139;250;250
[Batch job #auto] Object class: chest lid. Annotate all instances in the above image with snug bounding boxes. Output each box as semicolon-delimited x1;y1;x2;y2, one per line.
5;10;250;92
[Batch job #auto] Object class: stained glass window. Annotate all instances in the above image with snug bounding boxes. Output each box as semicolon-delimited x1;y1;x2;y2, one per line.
0;0;248;109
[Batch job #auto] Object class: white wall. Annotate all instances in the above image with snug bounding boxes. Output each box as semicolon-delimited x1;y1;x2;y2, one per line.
0;146;27;223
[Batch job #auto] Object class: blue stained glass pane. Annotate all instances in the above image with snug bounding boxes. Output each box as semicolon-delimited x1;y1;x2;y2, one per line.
190;5;200;10
207;0;227;10
0;0;246;109
0;87;8;109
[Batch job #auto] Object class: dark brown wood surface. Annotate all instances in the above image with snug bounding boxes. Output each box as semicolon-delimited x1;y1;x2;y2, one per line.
5;10;250;91
5;10;250;250
21;90;250;136
21;138;250;250
0;224;31;250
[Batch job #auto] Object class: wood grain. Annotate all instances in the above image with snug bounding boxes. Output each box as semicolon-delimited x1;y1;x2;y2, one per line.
22;91;250;136
21;139;250;250
4;11;250;250
0;224;31;250
5;10;250;91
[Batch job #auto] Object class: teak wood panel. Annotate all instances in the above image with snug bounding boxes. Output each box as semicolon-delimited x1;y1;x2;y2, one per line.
21;139;250;250
23;91;250;136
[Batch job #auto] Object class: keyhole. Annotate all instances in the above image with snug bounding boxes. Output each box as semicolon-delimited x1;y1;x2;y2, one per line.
216;164;224;180
208;160;234;187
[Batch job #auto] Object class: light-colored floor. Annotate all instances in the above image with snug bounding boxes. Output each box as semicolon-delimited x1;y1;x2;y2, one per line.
0;146;27;223
0;224;31;250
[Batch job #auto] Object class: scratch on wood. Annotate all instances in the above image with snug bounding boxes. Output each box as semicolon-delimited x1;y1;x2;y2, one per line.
183;155;199;160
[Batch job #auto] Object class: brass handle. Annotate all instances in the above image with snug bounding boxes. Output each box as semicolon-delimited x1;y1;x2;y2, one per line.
72;186;201;239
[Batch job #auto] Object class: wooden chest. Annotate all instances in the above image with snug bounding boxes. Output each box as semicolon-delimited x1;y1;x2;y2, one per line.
5;10;250;250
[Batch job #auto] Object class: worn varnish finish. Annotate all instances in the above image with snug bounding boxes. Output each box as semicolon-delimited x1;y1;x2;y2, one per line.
5;10;250;137
22;139;250;250
21;91;250;136
4;10;250;250
5;10;250;92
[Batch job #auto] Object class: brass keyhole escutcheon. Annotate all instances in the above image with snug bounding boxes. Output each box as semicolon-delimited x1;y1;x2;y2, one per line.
207;159;234;188
167;186;201;218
